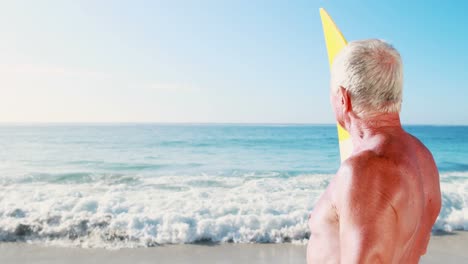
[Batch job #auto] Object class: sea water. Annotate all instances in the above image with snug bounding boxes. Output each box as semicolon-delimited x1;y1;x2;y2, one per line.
0;124;466;248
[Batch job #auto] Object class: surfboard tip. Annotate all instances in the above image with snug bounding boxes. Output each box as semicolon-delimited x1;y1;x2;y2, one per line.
319;8;328;18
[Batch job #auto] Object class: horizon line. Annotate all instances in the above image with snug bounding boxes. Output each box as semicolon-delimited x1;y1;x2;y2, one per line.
0;121;466;126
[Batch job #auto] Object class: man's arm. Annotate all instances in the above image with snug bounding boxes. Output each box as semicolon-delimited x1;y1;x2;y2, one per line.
334;157;400;263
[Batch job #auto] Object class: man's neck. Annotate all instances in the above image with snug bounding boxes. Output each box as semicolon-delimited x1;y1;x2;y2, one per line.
346;112;403;150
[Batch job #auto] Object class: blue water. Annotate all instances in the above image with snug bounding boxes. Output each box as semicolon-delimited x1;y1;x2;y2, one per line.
0;124;467;248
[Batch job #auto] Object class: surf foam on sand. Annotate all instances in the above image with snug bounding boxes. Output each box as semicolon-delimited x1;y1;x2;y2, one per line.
0;171;466;248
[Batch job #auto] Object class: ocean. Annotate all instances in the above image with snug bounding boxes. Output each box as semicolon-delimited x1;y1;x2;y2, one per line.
0;124;467;248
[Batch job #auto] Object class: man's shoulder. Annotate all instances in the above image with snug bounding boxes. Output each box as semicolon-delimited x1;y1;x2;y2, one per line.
337;150;399;182
407;133;437;165
332;151;406;227
332;150;404;205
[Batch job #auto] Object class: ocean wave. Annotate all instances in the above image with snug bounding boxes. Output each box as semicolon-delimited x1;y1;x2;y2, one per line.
434;171;468;231
0;172;466;248
0;173;325;248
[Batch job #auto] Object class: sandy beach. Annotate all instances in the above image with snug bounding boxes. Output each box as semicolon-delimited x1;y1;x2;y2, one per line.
0;232;466;264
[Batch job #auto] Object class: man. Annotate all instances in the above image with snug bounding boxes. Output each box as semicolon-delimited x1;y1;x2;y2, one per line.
307;39;441;263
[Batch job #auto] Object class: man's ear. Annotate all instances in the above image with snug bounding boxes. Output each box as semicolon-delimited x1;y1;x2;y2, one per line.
339;86;352;113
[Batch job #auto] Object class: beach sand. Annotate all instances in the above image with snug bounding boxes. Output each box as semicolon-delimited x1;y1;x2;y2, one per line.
0;232;466;264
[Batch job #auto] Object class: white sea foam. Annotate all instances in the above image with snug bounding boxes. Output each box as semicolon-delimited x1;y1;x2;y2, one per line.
434;171;468;231
0;174;328;248
0;172;466;248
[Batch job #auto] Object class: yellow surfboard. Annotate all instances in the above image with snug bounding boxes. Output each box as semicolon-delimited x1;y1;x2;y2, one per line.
319;8;353;162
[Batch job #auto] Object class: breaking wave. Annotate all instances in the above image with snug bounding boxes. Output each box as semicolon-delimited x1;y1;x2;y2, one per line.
0;171;466;248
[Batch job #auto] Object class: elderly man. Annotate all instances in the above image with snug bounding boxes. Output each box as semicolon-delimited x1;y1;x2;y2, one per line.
307;39;441;263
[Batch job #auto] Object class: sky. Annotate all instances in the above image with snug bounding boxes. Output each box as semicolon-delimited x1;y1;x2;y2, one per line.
0;0;467;125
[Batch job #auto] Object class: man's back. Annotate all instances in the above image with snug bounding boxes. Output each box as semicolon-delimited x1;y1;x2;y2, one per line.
389;131;441;261
307;128;441;263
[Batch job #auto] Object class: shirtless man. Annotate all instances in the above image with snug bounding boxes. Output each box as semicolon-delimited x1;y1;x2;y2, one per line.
307;39;441;263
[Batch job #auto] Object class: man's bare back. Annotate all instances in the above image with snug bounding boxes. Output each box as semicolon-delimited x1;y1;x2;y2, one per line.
307;126;441;263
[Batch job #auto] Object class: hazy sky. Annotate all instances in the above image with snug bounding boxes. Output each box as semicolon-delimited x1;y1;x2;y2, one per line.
1;0;467;124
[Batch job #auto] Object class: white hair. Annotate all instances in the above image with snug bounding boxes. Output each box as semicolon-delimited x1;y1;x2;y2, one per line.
331;39;403;117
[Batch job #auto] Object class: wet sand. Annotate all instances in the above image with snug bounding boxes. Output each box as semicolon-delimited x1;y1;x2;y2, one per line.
0;232;467;264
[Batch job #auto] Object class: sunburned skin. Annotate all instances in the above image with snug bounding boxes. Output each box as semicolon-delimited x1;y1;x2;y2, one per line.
307;88;442;263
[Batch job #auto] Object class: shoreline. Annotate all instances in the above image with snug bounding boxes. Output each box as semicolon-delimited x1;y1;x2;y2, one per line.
0;232;466;263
